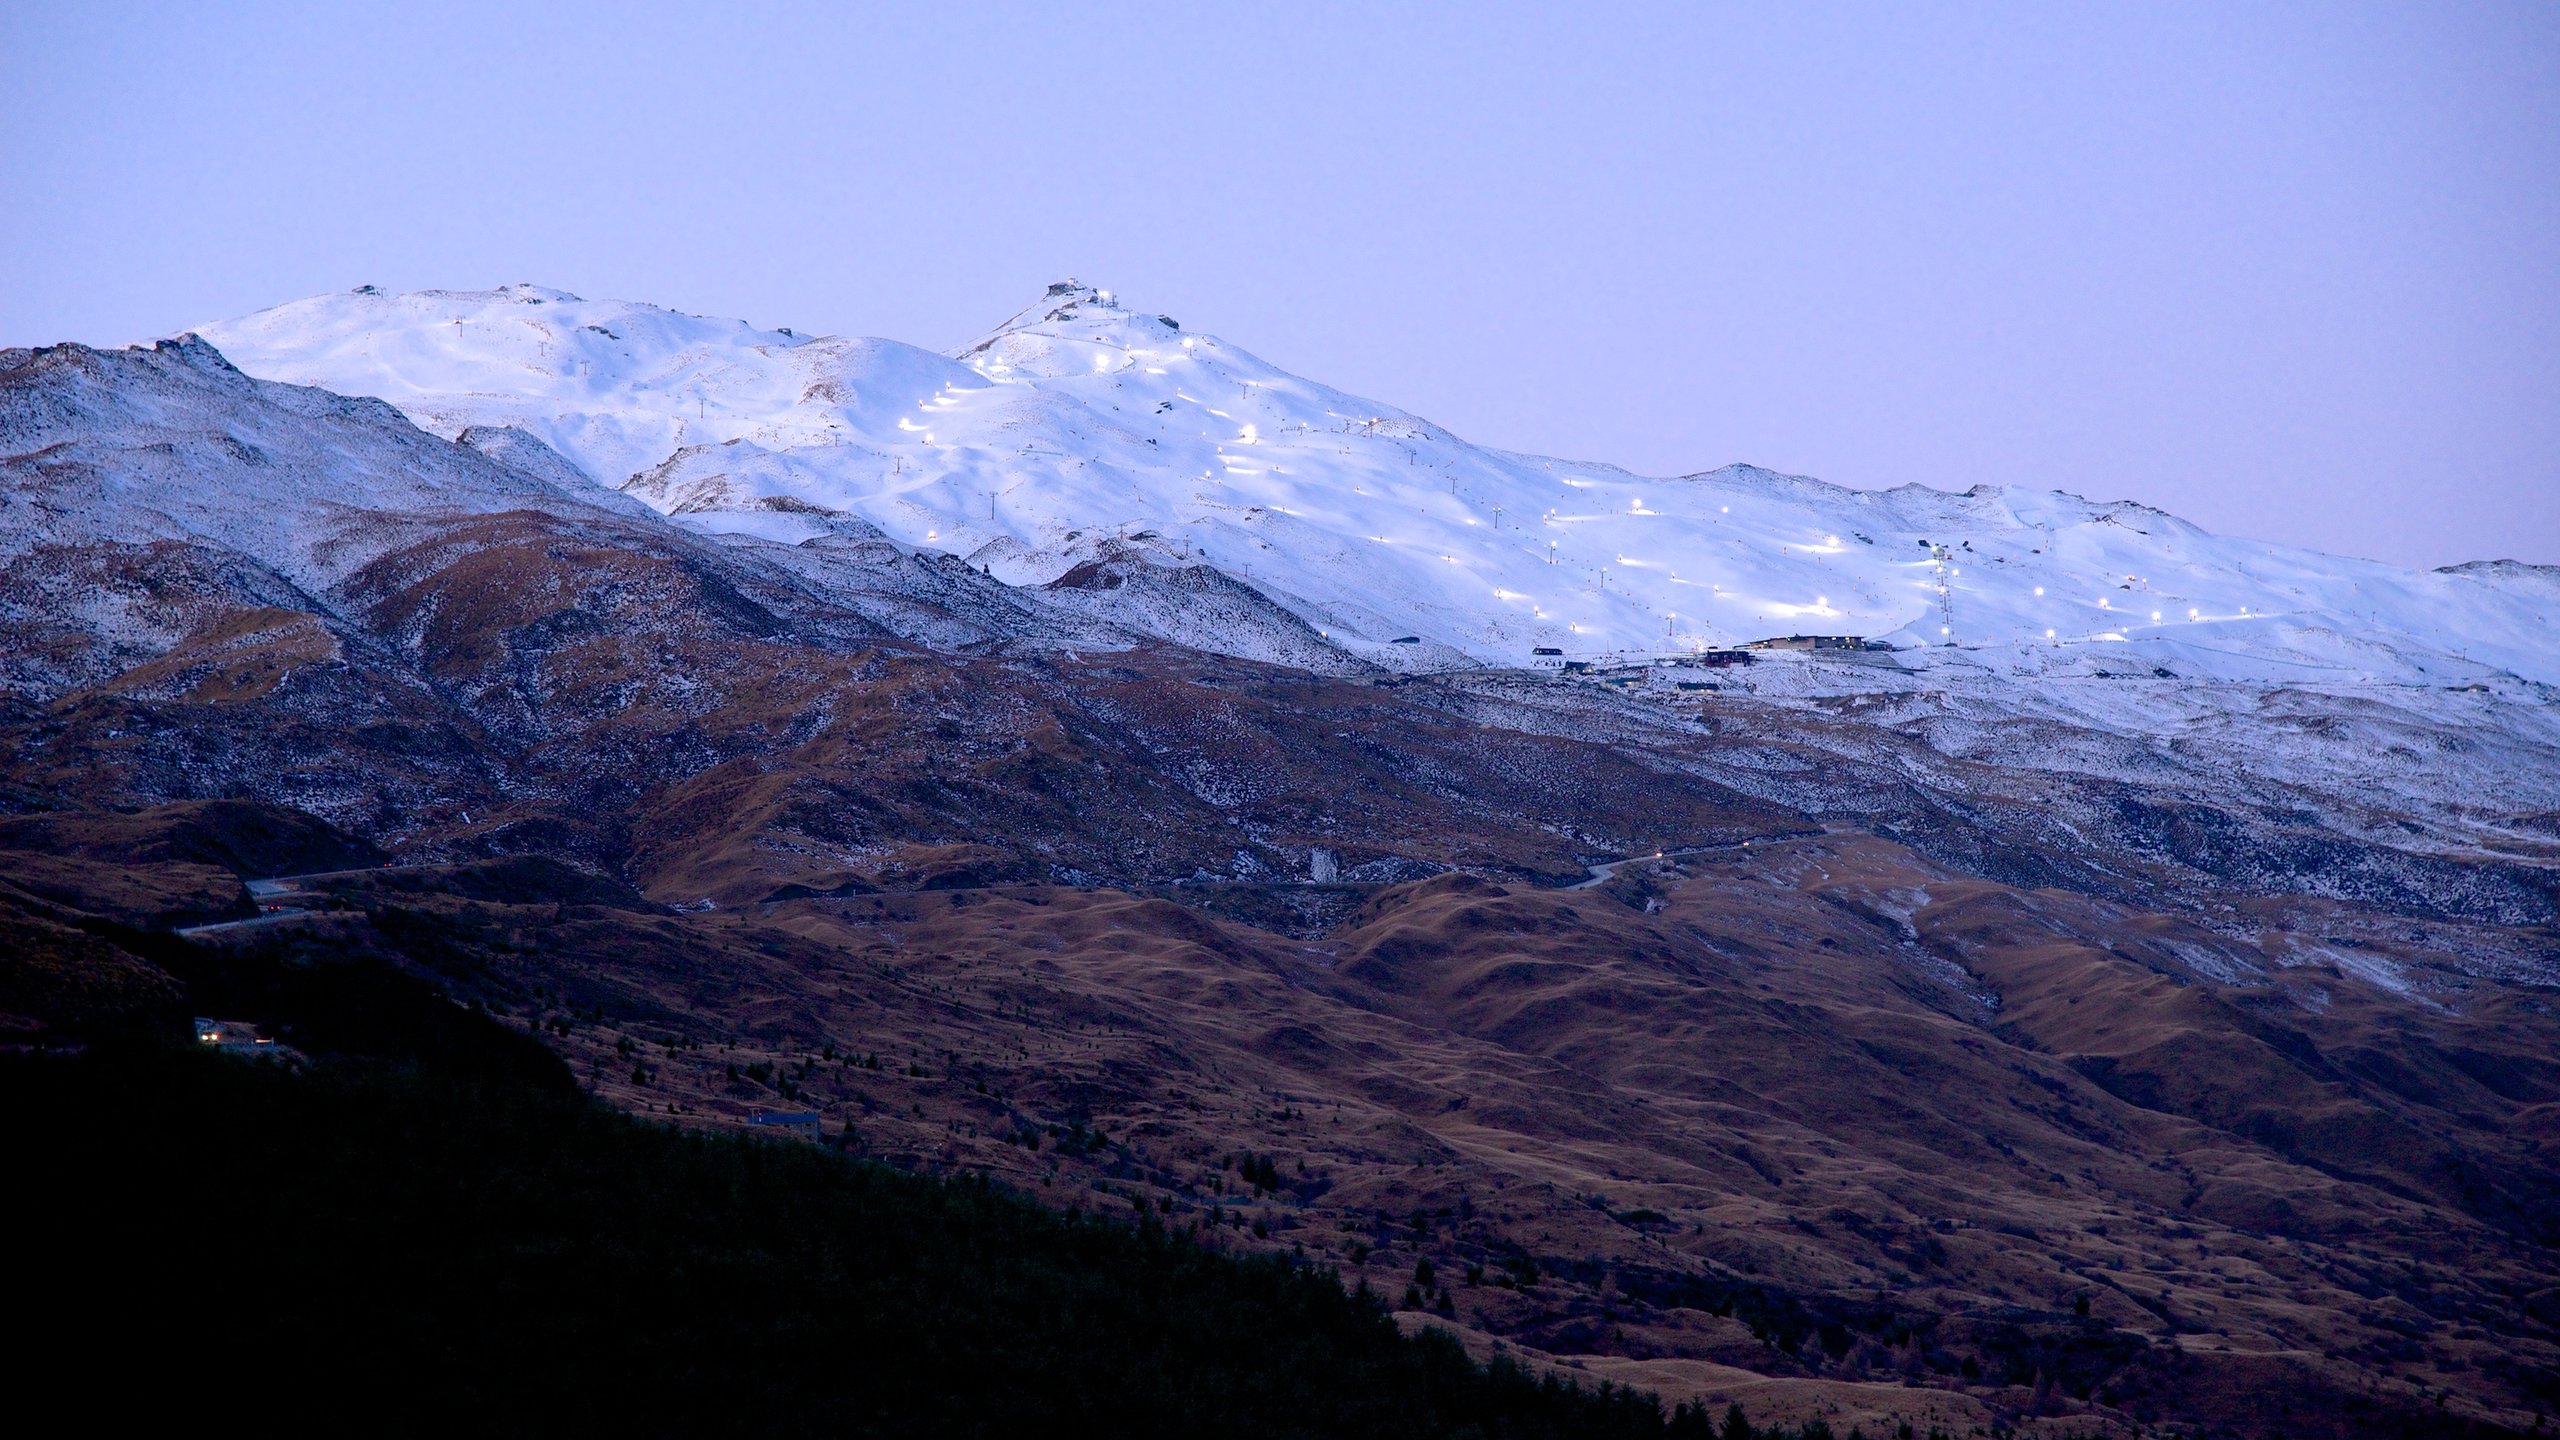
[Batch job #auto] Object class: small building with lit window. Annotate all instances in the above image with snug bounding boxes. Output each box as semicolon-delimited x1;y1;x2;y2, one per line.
193;1018;278;1057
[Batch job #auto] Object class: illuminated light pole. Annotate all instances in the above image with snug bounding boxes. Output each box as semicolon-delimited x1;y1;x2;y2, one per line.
1929;544;1956;643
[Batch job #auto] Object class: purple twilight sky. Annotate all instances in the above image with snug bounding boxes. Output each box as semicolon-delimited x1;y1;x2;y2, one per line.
4;2;2554;568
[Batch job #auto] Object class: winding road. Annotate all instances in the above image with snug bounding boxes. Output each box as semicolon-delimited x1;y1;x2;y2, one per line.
173;863;435;936
1565;840;1761;890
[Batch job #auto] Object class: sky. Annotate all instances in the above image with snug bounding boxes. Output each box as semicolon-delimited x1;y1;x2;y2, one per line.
4;2;2554;569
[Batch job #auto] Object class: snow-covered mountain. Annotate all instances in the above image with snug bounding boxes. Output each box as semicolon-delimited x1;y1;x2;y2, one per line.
0;335;1299;689
198;282;2556;689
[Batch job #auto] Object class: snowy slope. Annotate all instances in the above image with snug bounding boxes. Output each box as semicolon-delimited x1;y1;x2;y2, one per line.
199;283;2560;687
0;335;622;592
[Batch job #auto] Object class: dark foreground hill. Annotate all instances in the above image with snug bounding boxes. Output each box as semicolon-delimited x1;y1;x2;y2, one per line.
15;1065;1707;1439
14;973;1716;1438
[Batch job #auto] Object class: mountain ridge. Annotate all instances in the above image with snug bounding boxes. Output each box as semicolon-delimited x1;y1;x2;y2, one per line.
194;282;2558;690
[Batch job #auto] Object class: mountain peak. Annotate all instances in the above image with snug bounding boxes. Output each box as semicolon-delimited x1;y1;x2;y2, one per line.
962;280;1182;360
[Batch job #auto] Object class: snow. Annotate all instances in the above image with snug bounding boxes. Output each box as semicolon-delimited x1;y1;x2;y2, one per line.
197;281;2560;689
0;334;616;594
